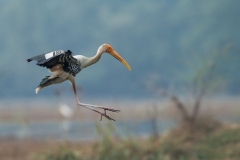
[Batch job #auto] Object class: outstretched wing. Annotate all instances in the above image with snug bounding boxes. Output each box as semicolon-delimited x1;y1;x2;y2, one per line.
27;50;81;76
27;50;70;68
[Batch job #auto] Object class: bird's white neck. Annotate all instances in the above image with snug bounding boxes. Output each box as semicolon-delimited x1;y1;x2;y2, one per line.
74;47;104;69
89;49;103;65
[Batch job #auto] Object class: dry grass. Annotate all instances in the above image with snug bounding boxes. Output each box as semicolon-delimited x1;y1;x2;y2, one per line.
0;139;95;160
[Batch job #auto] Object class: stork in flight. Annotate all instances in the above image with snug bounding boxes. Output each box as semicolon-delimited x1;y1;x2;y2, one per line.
27;44;131;121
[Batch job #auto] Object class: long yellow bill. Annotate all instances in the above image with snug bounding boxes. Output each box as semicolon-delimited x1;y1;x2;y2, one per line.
108;49;131;71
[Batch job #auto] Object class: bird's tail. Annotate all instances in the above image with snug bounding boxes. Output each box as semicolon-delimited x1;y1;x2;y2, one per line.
35;86;42;94
35;76;51;94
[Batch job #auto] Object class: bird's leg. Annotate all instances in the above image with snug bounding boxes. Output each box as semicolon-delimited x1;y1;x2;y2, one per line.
71;82;120;121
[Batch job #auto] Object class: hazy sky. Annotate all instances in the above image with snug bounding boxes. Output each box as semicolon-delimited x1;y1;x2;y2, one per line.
0;0;239;99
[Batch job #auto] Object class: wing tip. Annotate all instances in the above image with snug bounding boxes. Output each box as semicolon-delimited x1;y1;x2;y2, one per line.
27;58;32;62
66;50;72;54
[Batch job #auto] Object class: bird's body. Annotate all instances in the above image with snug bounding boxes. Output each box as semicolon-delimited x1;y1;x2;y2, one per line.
27;44;131;121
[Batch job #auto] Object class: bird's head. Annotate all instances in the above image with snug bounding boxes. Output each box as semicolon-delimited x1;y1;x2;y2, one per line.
100;44;131;71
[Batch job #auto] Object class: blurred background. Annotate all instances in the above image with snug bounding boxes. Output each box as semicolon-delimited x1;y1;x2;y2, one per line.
0;0;240;159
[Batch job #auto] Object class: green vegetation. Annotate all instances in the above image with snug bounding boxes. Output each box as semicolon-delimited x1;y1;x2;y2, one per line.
38;121;240;160
38;146;82;160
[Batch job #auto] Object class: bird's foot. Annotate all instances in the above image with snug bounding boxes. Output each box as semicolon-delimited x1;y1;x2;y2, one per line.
77;102;120;121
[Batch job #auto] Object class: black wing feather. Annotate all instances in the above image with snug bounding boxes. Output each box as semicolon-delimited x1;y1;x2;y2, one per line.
38;76;59;88
27;50;72;67
27;54;46;62
39;76;51;86
61;55;81;76
27;50;81;76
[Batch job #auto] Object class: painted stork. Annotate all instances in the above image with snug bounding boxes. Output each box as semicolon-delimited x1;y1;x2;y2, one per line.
27;44;131;121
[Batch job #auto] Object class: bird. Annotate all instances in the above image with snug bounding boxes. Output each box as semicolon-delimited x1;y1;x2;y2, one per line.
27;44;131;121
